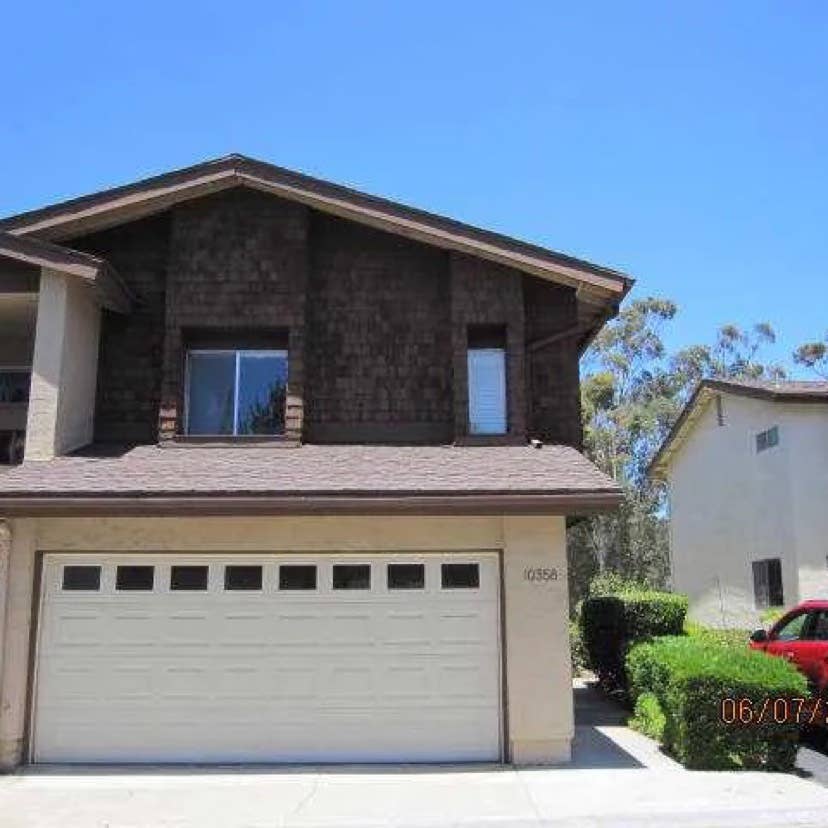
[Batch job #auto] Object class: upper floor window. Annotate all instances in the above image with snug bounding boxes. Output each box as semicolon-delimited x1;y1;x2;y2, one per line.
756;425;779;453
185;349;288;436
467;325;506;435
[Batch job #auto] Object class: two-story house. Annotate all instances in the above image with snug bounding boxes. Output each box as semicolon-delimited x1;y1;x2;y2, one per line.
650;378;828;629
0;155;629;768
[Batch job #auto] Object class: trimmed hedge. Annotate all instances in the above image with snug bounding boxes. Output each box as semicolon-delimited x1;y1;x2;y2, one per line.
627;636;807;771
630;691;666;741
579;590;688;690
684;620;751;649
569;621;588;675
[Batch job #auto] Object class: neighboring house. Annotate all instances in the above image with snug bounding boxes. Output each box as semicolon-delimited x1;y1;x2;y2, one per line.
650;378;828;629
0;155;630;768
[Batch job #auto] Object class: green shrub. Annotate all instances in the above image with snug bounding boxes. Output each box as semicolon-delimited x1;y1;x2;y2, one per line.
587;572;649;597
569;621;588;675
627;636;807;771
685;620;751;649
630;691;665;741
580;591;688;691
760;606;786;625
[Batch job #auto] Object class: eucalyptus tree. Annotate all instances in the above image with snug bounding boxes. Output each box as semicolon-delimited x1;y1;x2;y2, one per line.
568;298;785;608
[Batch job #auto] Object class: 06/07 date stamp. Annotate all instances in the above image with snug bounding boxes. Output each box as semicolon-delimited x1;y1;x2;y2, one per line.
720;696;828;726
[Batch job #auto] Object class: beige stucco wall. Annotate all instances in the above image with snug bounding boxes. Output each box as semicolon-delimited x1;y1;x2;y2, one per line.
502;516;572;763
0;514;572;768
0;519;35;770
668;393;827;629
24;270;101;460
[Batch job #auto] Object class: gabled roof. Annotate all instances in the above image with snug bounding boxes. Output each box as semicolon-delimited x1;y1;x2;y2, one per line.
698;378;828;401
0;231;132;312
0;154;632;305
649;378;828;479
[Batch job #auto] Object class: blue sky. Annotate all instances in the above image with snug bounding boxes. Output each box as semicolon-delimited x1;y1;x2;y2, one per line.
2;2;825;372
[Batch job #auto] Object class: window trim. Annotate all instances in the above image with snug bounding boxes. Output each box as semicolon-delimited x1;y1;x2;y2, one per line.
184;348;288;437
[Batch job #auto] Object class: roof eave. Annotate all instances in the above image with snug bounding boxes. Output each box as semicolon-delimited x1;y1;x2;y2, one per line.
647;384;713;481
0;231;133;313
0;489;623;518
0;155;632;306
647;378;828;480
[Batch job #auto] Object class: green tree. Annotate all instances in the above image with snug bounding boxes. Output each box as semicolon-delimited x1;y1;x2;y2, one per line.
568;299;785;611
793;336;828;378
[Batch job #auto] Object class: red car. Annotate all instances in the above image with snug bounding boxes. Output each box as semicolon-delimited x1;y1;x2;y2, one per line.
750;600;828;694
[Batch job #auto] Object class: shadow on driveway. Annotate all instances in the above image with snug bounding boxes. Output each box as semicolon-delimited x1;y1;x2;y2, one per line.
570;676;655;770
797;727;828;786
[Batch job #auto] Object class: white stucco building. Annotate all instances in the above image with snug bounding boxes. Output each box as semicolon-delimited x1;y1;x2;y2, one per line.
650;379;828;629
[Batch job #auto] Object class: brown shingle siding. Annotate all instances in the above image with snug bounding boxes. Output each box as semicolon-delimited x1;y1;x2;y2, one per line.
523;276;582;447
159;189;309;440
450;253;526;440
305;214;453;443
70;188;587;450
66;215;170;444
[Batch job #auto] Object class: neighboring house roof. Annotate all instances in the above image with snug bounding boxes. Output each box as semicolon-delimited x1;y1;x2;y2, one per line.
0;444;622;516
0;230;132;312
0;154;632;320
649;378;828;479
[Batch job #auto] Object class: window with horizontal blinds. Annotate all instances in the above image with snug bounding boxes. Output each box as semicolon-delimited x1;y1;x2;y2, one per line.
467;348;507;435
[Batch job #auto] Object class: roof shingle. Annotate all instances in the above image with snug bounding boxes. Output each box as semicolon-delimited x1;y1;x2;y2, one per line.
0;443;617;497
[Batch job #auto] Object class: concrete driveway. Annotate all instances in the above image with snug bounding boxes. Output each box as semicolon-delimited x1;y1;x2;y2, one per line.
2;680;828;827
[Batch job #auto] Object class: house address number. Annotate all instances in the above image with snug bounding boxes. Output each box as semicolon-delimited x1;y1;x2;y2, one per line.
523;567;559;583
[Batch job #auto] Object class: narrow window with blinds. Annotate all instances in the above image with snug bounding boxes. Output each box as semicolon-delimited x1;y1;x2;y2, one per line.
467;325;507;435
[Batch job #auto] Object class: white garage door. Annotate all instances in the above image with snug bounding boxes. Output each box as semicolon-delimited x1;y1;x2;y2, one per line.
32;553;502;764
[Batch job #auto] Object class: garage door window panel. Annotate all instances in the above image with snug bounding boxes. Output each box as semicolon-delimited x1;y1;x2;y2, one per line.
62;565;101;591
225;565;263;591
116;565;154;591
279;565;317;591
388;564;425;590
333;564;371;590
441;563;480;589
171;565;209;591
